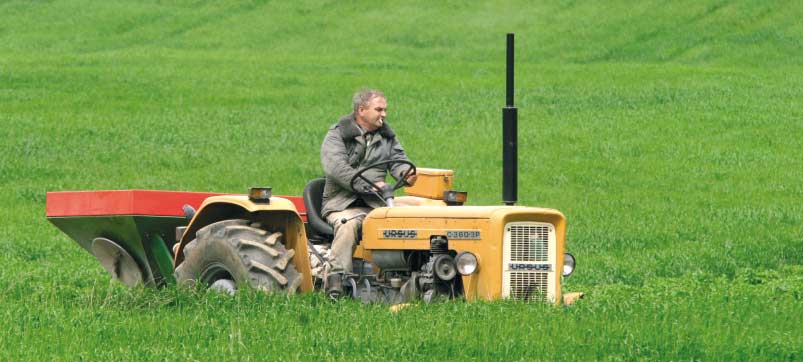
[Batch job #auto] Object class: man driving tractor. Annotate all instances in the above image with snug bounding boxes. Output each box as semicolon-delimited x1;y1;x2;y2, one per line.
320;88;418;299
48;36;580;305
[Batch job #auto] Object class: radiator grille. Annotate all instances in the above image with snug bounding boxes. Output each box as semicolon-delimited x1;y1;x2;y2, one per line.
509;224;550;262
503;222;556;303
509;272;549;302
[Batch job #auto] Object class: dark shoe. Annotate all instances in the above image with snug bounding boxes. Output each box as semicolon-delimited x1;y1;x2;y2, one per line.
326;273;344;300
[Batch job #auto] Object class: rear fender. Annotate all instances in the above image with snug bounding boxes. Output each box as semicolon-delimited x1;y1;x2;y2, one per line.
174;195;313;292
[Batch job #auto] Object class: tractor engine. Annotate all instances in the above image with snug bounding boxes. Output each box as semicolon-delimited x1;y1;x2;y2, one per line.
368;236;463;303
360;205;573;304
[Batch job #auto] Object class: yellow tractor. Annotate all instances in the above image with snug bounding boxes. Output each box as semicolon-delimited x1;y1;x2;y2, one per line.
167;163;578;304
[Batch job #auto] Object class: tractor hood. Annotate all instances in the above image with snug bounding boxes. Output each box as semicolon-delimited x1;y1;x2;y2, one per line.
366;205;565;220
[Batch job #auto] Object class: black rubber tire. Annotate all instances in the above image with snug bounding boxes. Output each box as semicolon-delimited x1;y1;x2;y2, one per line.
175;219;302;293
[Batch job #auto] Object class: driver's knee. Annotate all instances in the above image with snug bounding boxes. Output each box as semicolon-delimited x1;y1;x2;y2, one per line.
328;207;370;244
338;217;361;233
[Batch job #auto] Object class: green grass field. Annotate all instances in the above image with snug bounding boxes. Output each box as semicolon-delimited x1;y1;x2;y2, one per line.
2;0;802;360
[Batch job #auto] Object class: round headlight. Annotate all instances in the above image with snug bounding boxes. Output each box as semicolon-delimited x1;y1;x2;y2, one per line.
563;253;576;277
455;251;479;275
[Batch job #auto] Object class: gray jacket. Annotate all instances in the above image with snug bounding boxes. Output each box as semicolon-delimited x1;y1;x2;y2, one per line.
320;113;412;217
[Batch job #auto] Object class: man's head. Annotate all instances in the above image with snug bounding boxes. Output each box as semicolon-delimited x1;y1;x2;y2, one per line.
353;89;387;133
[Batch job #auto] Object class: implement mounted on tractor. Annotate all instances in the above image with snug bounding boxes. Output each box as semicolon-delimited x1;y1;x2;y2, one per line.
46;34;582;305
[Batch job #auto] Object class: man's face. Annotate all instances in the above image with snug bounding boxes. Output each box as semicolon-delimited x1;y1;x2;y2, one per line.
357;96;387;132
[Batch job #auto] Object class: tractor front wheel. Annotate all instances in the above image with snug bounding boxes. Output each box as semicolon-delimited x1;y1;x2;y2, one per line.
175;219;301;294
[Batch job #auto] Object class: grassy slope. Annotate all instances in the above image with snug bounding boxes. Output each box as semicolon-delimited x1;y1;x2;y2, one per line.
1;0;802;360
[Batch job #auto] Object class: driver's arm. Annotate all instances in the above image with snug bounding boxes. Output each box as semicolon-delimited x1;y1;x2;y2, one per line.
388;136;416;185
321;129;372;192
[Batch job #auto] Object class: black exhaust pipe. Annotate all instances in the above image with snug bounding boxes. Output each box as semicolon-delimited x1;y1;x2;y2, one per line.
503;33;518;206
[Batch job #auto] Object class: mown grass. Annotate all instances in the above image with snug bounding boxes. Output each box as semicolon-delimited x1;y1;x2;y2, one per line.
1;0;802;360
4;268;802;360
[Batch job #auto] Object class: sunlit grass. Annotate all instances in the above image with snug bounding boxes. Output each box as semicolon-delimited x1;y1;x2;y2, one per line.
1;0;801;360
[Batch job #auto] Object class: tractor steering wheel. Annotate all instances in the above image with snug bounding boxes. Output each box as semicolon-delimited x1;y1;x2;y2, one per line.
349;160;416;202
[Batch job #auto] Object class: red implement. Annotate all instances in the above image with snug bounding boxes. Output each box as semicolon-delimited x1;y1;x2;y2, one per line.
46;190;307;220
46;190;308;287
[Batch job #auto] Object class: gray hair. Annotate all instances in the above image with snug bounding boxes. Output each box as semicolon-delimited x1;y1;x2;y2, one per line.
352;88;385;112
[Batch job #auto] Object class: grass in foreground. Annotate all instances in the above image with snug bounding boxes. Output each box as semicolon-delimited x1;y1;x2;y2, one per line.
5;266;802;360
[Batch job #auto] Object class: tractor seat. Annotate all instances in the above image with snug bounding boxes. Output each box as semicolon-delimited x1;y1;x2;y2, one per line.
303;178;334;241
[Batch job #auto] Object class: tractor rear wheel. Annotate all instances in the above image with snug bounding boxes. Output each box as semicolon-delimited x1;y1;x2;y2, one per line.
175;219;301;293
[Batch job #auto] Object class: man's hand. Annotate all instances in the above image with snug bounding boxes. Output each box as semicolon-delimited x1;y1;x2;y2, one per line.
404;172;417;186
371;181;387;192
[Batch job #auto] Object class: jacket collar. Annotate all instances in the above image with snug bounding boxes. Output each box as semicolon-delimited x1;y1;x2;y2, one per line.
337;112;396;141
